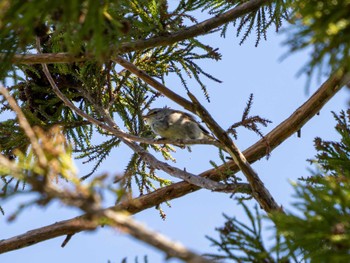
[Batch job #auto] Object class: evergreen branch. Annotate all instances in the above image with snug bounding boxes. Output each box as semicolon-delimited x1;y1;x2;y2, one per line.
243;93;254;120
206;203;270;261
228;94;272;143
0;69;348;254
32;46;219;148
37;40;236;193
2;0;271;65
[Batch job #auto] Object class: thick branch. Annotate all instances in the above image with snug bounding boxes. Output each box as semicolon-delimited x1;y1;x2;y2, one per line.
0;70;346;254
3;0;269;65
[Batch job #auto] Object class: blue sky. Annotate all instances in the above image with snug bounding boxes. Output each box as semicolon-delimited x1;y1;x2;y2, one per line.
1;14;350;263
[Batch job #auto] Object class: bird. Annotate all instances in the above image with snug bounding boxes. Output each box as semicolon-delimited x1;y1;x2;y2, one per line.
142;107;210;140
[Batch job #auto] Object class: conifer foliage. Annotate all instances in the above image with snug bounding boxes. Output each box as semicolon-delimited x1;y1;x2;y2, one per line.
1;0;350;262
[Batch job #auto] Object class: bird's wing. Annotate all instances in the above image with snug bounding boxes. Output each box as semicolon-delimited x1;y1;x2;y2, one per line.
180;111;210;135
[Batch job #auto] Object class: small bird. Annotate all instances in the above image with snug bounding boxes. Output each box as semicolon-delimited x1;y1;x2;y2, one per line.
143;107;210;140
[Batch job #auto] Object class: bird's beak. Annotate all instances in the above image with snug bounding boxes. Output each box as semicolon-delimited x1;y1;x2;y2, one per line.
142;114;151;125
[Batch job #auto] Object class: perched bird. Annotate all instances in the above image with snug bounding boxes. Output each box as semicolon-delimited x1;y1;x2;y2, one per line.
143;108;210;140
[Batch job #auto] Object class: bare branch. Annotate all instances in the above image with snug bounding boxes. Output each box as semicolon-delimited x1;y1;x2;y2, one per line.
2;149;213;262
1;148;213;261
114;55;349;213
103;210;214;263
0;181;250;254
3;0;270;65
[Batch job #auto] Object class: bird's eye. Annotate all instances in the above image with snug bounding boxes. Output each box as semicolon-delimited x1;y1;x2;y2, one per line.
150;110;159;115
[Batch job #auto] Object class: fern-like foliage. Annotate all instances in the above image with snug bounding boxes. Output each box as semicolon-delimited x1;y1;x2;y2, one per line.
227;94;272;150
203;0;290;46
312;110;350;176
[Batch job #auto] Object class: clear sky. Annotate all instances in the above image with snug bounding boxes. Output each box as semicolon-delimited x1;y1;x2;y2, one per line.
1;13;349;263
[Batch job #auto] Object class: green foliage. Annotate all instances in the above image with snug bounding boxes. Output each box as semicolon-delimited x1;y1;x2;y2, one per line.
1;0;350;260
285;0;350;78
139;40;223;102
1;0;347;223
203;0;289;46
209;110;350;262
272;174;350;262
206;201;294;262
272;110;350;262
0;0;130;57
227;94;272;142
0;126;77;198
313;110;350;175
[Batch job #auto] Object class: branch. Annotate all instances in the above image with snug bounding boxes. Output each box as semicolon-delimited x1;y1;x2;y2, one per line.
188;92;280;213
40;68;228;191
113;56;194;111
0;182;251;254
114;56;349;212
3;0;270;64
0;69;347;254
103;210;214;263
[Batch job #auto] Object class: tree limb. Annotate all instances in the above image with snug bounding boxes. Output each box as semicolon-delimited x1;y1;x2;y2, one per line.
103;210;214;263
2;0;270;65
188;92;280;212
0;69;346;254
